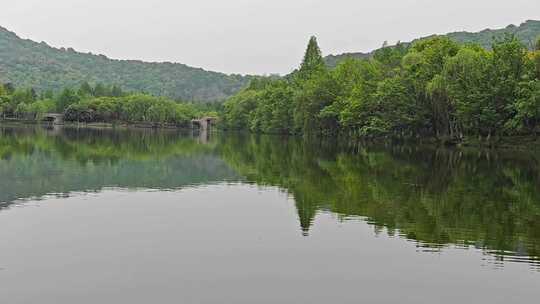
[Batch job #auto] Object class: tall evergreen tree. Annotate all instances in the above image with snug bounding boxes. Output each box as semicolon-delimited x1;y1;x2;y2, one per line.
297;36;326;80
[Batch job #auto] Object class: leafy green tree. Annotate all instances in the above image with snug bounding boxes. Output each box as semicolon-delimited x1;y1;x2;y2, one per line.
11;88;36;105
509;80;540;132
56;88;80;111
0;103;5;118
0;83;6;97
93;83;108;97
373;42;408;75
439;47;491;136
147;102;170;123
402;37;460;137
111;85;124;97
27;99;55;120
223;89;260;130
293;69;341;134
3;83;15;95
490;35;530;134
335;59;385;134
249;81;294;133
41;90;54;99
174;103;197;126
14;102;31;118
532;49;540;79
78;81;94;97
29;88;38;101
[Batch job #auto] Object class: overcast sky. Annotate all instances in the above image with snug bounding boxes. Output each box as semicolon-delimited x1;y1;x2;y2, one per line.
1;0;539;75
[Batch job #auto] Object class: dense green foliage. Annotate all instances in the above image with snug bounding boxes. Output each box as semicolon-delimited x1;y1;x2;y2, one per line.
223;34;540;140
0;26;249;101
325;20;540;67
0;82;216;125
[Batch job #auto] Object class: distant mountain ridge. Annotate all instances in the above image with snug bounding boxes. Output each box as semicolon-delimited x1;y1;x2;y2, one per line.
0;26;250;101
325;20;540;67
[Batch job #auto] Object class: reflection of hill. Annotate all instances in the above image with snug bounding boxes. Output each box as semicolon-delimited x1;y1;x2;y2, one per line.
0;127;240;206
2;126;540;267
218;135;540;265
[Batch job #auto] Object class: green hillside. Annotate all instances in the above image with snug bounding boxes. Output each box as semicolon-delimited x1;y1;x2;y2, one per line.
325;20;540;67
446;19;540;48
0;26;250;101
1;20;538;99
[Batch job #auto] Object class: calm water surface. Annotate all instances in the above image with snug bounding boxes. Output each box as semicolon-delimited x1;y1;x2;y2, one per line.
0;126;539;303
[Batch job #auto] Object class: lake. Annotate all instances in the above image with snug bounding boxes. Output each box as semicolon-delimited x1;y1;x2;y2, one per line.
0;125;539;303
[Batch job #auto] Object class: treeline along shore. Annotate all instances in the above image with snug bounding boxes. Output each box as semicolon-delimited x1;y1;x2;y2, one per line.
222;35;540;146
2;34;540;147
0;82;220;128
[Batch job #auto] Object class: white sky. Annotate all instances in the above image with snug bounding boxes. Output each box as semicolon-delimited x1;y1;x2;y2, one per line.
1;0;539;75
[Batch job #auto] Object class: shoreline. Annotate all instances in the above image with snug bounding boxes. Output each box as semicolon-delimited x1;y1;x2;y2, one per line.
2;120;539;150
0;119;195;130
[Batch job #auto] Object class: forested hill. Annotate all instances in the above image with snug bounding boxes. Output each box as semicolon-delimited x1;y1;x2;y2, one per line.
325;20;540;67
0;26;250;101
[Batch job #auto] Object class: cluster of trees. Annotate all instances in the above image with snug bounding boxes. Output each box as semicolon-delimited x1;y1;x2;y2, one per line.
0;83;54;120
223;35;540;140
0;81;217;125
0;26;249;101
63;95;202;126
